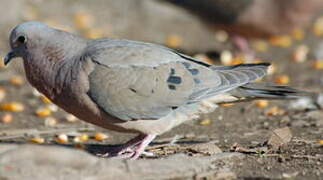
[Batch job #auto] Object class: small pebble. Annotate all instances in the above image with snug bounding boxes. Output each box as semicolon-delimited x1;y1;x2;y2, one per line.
214;30;228;42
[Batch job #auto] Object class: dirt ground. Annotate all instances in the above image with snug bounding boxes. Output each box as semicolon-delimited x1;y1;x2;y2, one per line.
0;1;323;180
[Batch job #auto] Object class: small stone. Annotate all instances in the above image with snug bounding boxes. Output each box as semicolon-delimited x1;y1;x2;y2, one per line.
187;142;222;155
268;127;292;150
280;116;291;124
220;50;233;65
214;30;228;43
47;104;58;112
291;120;309;127
288;97;318;111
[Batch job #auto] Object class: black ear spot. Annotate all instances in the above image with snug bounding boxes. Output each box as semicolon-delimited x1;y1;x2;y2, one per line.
17;35;26;44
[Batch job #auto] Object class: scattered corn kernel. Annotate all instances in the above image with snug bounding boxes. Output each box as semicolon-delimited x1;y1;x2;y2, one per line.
252;40;268;52
230;56;245;65
94;132;109;141
83;28;104;39
219;103;234;107
268;35;292;48
291;45;309;63
312;60;323;69
0;88;6;102
165;34;182;48
65;114;78;122
291;28;304;40
79;134;89;142
199;119;211;126
265;106;285;116
274;75;290;85
193;54;214;65
44;117;57;127
0;57;6;68
214;30;229;42
47;104;58;112
9;75;24;86
318;140;323;145
73;11;94;30
40;96;52;104
30;137;45;144
312;16;323;36
0;102;24;112
1;113;13;123
267;64;276;75
35;107;51;117
55;134;68;144
32;88;42;97
255;100;269;108
220;50;233;65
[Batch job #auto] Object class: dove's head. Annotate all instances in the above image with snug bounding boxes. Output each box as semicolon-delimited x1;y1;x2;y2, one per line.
4;21;84;66
4;21;54;65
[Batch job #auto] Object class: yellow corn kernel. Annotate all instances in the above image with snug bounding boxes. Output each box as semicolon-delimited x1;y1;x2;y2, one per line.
55;134;68;144
312;16;323;36
83;28;104;39
44;117;57;127
291;28;304;40
193;54;214;65
265;106;285;116
220;50;233;65
230;56;245;65
40;95;52;104
30;137;45;144
65;114;78;122
252;40;268;52
268;35;292;48
165;34;182;48
94;132;109;141
35;107;51;117
312;60;323;69
291;45;309;63
274;75;290;85
318;140;323;145
1;113;13;123
73;11;94;30
9;75;24;86
199;119;211;126
0;102;24;112
255;100;269;108
219;103;234;107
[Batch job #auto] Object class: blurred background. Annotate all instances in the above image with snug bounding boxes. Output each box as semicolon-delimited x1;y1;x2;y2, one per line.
0;0;323;178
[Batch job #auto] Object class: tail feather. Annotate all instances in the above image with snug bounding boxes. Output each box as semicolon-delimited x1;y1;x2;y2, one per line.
232;83;313;99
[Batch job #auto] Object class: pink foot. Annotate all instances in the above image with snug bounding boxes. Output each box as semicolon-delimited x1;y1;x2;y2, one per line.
100;134;156;160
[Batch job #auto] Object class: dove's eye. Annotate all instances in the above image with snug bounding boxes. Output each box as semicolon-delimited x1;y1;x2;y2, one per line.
17;35;26;44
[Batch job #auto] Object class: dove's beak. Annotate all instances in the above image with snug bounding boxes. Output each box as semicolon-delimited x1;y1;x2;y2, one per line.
4;51;16;66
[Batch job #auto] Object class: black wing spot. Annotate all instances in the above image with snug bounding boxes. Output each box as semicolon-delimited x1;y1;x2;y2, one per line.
167;76;182;84
170;68;176;75
194;78;201;84
188;68;199;75
168;84;176;90
130;88;137;93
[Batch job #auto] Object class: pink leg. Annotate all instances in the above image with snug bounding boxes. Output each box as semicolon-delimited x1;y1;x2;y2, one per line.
231;35;255;60
101;134;156;159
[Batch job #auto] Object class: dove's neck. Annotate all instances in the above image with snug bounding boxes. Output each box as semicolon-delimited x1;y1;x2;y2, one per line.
24;32;87;99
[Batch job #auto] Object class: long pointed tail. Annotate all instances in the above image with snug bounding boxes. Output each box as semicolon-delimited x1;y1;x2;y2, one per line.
231;83;313;100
